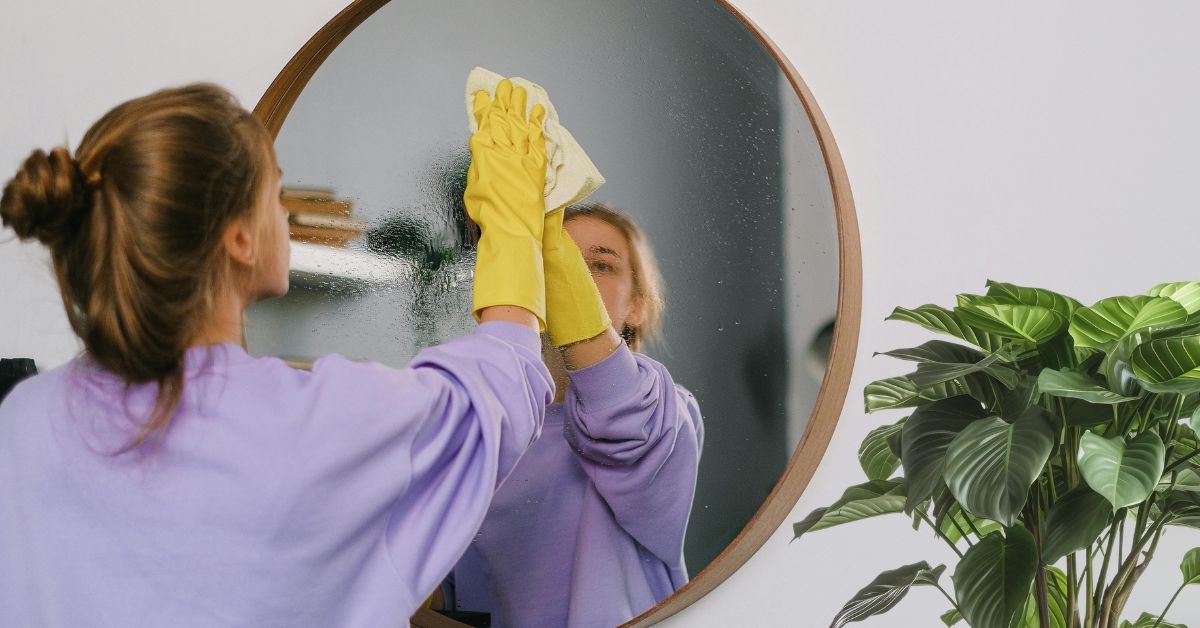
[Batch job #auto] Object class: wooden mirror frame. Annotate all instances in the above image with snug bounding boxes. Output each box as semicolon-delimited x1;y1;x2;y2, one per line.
253;1;861;625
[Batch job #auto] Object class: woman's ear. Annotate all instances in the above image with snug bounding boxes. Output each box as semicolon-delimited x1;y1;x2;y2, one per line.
626;294;646;328
222;216;256;268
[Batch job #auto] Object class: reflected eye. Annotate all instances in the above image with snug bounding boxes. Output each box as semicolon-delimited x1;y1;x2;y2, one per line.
587;260;614;274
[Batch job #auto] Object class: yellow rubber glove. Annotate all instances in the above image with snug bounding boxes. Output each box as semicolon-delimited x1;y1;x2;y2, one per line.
464;80;549;327
542;208;612;347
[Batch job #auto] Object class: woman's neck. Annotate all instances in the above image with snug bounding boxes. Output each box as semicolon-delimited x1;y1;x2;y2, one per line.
191;287;247;347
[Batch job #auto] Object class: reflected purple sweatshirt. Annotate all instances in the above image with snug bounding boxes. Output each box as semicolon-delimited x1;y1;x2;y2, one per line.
0;322;551;628
447;344;704;628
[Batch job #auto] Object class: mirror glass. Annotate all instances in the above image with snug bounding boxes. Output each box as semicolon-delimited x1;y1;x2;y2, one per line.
246;0;839;617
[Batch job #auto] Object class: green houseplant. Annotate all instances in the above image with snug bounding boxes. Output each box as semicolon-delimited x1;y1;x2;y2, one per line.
795;281;1200;628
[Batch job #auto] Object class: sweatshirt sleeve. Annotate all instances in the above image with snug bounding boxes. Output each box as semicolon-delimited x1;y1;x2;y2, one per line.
383;322;553;602
561;344;704;568
298;322;552;612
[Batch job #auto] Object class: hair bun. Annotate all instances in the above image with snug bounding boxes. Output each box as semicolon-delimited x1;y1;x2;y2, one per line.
0;147;88;248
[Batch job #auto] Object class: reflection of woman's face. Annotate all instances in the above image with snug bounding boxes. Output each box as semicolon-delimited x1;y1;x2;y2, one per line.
564;216;642;335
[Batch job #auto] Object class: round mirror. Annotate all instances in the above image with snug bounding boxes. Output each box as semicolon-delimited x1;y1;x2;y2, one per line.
248;0;860;624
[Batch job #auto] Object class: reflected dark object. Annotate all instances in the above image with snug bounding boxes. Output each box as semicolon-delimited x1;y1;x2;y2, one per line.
365;151;472;272
0;358;37;404
367;214;458;271
741;314;787;425
806;319;836;381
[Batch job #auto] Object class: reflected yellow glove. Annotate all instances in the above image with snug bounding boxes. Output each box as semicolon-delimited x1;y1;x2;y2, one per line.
464;80;549;327
543;208;611;347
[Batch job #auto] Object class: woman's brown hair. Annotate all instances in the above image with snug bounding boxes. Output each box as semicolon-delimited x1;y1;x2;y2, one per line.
564;202;665;352
0;83;276;448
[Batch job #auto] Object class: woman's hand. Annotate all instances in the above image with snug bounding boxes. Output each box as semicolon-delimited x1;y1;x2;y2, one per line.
541;208;612;348
464;80;548;330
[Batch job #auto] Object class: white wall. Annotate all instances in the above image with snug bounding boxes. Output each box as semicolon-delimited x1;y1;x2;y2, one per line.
2;1;1198;626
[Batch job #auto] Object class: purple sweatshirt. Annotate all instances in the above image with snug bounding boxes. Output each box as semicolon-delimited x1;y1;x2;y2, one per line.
446;344;704;628
0;322;551;628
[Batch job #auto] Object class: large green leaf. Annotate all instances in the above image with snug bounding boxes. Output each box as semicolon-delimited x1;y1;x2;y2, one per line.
1041;487;1114;564
1037;368;1138;404
1119;612;1188;628
1078;431;1166;511
1184;546;1200;584
909;352;1021;391
859;421;903;481
794;480;907;539
953;527;1039;628
1070;296;1188;351
1172;425;1200;470
864;376;966;413
1062;398;1128;427
887;304;1018;353
999;376;1040;422
955;302;1069;345
881;340;1021;390
1192;403;1200;435
943;409;1055;526
1106;329;1153;397
881;339;1018;407
1015;566;1069;628
940;609;963;626
1105;322;1200;396
1159;467;1200;493
1158;490;1200;530
901;397;989;512
937;501;1002;545
1037;332;1078;370
961;371;1011;408
1131;334;1200;394
829;562;946;627
986;280;1083;318
1148;281;1200;315
881;339;988;364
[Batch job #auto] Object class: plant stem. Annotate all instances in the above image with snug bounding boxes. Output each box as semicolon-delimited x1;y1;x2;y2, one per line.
1030;500;1051;628
1110;561;1149;628
1093;511;1122;625
933;582;964;617
1134;499;1150;544
1084;550;1095;628
1080;533;1104;593
1150;583;1186;628
1066;555;1079;628
1169;394;1184;426
1034;565;1051;628
1061;398;1081;492
1098;516;1128;628
1115;524;1171;626
1113;513;1123;561
1118;395;1154;436
1146;520;1166;557
946;511;976;548
916;509;964;558
1101;510;1168;627
1164;447;1200;474
1047;461;1060;503
963;514;983;539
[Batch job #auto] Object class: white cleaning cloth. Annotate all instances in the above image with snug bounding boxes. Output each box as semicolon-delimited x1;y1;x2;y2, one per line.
465;67;605;214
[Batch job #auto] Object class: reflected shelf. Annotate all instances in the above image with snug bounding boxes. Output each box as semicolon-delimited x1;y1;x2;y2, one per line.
288;240;412;290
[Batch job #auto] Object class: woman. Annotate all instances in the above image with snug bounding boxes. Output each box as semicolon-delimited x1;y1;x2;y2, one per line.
0;81;557;627
443;203;705;628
